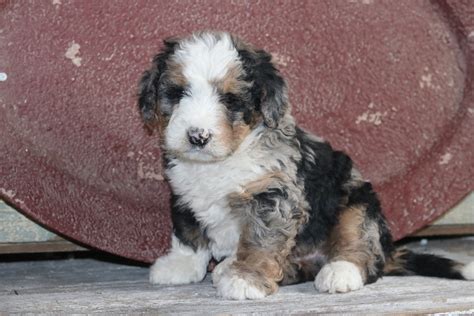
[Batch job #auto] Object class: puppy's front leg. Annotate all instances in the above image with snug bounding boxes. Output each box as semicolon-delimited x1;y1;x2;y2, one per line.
150;198;211;285
213;178;306;300
150;235;211;285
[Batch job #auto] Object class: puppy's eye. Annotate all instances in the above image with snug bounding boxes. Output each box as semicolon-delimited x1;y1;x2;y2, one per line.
221;92;242;111
165;85;188;103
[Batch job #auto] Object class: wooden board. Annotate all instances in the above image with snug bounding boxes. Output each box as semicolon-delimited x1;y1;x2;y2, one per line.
1;238;473;314
414;224;474;237
0;240;86;254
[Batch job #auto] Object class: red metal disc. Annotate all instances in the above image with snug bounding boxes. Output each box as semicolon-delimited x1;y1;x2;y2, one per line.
1;0;472;262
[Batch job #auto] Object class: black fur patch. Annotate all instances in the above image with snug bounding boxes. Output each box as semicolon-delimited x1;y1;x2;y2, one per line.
388;249;464;280
237;48;287;128
138;39;178;123
294;127;353;245
163;84;187;105
219;91;254;125
170;194;209;251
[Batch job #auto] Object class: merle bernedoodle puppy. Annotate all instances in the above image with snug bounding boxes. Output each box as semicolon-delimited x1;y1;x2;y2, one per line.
137;31;474;300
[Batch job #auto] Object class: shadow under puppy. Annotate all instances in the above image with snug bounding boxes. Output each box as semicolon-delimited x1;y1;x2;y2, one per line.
138;31;474;300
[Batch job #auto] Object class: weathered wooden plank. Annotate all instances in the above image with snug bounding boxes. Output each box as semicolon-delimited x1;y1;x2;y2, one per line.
0;238;473;314
414;224;474;237
0;240;87;254
1;274;474;314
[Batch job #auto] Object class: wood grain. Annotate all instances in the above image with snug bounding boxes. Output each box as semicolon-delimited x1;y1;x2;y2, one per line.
1;238;473;314
414;224;474;237
0;240;87;254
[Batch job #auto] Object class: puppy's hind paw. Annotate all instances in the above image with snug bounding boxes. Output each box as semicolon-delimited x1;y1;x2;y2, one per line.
315;261;364;293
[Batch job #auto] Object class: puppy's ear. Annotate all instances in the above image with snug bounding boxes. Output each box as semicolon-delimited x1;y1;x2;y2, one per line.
240;49;288;128
138;38;179;127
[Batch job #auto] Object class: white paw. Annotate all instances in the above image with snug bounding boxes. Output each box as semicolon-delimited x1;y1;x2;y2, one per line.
149;254;205;285
149;236;210;285
212;255;236;287
461;262;474;280
315;261;364;293
216;274;267;300
212;257;266;300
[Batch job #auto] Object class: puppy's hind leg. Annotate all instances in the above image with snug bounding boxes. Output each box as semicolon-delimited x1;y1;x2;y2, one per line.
315;204;388;293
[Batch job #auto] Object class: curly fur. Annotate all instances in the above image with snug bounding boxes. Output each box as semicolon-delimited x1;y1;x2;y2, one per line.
138;31;473;300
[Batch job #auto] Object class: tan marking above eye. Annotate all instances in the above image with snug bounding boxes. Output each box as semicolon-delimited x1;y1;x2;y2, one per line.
212;64;249;94
167;61;188;87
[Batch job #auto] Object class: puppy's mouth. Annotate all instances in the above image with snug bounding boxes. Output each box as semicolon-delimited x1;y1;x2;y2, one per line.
170;147;230;163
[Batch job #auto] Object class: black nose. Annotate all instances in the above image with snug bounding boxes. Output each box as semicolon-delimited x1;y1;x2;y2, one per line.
187;128;211;147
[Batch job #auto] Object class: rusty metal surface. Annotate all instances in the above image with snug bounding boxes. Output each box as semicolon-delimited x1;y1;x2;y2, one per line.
0;0;472;262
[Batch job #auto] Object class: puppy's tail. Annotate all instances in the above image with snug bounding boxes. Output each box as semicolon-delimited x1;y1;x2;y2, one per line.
384;248;474;280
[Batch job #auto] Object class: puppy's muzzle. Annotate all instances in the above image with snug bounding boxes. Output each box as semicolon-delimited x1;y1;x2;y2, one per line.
187;127;212;147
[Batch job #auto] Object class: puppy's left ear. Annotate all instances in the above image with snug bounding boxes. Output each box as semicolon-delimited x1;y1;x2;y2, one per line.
138;38;178;127
249;50;288;128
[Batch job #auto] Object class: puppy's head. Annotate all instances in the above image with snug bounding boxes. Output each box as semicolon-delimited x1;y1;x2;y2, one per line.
138;31;288;162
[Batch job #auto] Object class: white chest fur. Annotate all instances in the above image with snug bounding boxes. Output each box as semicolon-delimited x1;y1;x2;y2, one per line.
166;139;268;260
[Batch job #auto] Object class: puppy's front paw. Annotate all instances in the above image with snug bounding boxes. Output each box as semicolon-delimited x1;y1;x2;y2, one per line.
314;260;364;293
213;259;267;300
150;252;207;285
216;274;267;300
149;237;210;285
212;256;235;286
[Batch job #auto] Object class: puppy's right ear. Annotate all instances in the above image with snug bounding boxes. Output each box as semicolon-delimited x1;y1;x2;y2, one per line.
138;38;179;127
